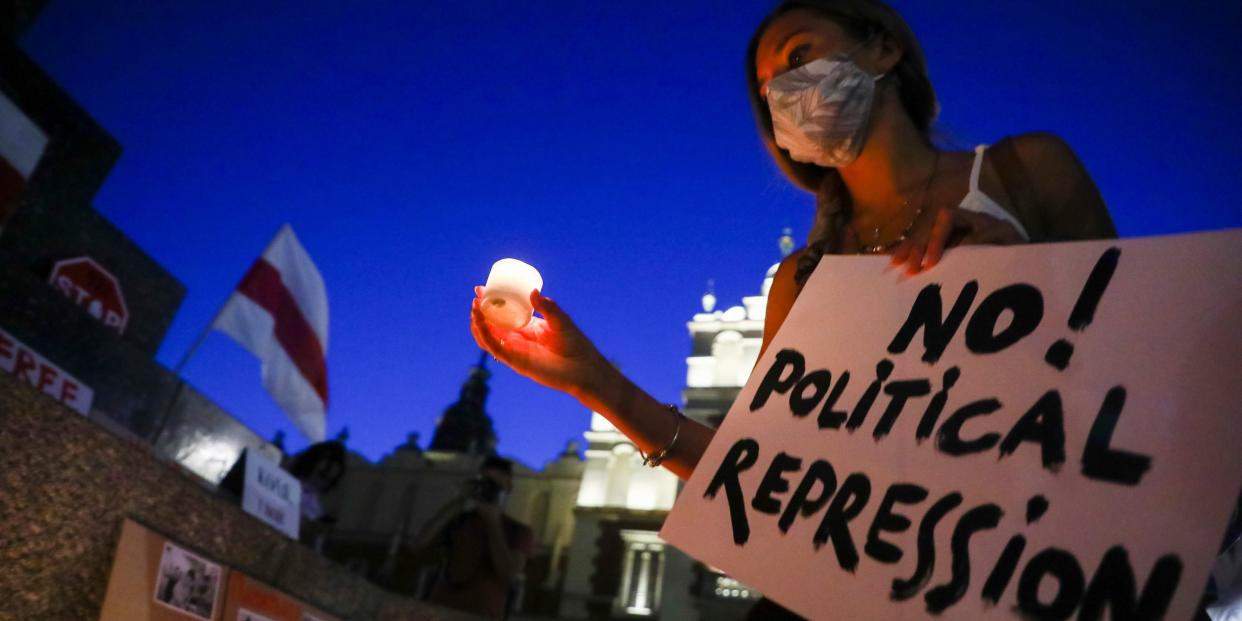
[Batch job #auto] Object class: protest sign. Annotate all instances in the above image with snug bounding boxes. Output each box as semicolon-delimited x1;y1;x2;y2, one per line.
662;231;1242;620
241;448;301;540
0;324;94;415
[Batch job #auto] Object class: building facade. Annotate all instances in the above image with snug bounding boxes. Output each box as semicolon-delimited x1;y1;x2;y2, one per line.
558;410;690;619
321;357;587;614
0;4;280;484
557;234;794;620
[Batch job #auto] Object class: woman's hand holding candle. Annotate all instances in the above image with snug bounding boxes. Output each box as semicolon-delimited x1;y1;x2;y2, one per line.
471;287;615;402
470;285;713;480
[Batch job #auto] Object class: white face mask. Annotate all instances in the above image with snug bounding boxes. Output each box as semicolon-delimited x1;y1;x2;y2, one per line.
765;51;886;168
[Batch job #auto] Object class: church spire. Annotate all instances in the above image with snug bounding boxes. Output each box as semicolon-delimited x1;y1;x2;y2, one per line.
701;278;717;313
429;352;499;454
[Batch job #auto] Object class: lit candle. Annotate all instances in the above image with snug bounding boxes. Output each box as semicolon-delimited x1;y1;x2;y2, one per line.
482;258;544;330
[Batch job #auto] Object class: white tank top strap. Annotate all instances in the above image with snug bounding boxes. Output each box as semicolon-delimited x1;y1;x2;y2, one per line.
958;143;1031;241
969;144;987;194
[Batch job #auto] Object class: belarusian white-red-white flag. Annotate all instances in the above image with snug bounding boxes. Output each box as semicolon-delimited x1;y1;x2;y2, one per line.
0;90;49;224
214;224;329;442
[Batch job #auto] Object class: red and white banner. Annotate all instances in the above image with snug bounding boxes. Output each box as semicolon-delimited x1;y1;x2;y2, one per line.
0;90;48;221
214;225;328;442
0;325;94;415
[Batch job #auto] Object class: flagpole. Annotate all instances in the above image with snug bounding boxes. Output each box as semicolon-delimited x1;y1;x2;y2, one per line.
173;224;289;375
154;298;231;450
173;302;227;374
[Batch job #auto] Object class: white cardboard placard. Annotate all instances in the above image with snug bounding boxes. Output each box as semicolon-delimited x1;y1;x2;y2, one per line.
242;448;301;540
662;231;1242;620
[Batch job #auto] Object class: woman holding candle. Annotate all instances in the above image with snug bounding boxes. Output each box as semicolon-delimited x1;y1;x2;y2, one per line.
472;0;1114;483
472;3;1116;614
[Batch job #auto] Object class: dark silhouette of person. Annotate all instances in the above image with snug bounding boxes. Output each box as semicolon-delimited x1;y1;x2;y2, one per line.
424;456;533;620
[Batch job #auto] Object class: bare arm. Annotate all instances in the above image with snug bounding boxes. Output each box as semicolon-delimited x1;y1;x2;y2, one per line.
575;361;716;481
472;247;809;482
471;235;818;480
887;133;1115;275
585;250;807;478
471;290;713;481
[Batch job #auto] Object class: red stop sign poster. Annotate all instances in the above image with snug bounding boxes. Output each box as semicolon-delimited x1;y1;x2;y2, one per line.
49;257;129;334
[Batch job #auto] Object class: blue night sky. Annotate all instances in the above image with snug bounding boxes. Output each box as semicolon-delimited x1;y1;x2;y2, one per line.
21;1;1241;468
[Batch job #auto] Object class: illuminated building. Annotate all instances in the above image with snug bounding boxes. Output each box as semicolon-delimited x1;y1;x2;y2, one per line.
557;410;687;619
321;358;585;613
558;231;793;620
683;229;793;427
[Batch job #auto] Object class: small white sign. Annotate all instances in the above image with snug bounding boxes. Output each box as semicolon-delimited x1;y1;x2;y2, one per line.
0;325;94;415
242;448;301;540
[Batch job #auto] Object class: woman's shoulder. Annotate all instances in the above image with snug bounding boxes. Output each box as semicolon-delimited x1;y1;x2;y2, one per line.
988;132;1116;240
996;131;1075;151
767;249;805;308
991;132;1082;179
759;249;806;358
772;248;805;290
931;133;1074;167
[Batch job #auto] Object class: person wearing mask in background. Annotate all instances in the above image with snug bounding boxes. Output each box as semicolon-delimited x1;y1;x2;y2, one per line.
285;440;347;551
423;456;533;620
470;0;1113;500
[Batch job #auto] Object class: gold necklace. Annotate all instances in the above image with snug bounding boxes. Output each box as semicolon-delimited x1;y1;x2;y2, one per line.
855;150;941;254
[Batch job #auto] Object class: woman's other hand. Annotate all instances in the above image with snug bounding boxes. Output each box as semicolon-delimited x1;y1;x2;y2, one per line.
890;207;1025;275
470;287;611;401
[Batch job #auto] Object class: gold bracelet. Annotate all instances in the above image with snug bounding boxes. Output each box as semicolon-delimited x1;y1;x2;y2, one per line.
639;405;684;468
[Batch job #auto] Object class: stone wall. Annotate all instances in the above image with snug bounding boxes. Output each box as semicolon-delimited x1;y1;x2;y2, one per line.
0;371;481;621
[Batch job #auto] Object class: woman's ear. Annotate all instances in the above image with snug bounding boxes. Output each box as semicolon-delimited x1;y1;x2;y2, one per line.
874;30;904;75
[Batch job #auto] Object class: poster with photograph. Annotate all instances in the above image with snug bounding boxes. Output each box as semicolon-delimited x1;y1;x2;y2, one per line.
154;542;224;620
99;519;227;621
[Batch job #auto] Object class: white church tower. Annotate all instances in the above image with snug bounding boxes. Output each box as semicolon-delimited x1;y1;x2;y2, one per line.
683;228;794;427
559;231;794;620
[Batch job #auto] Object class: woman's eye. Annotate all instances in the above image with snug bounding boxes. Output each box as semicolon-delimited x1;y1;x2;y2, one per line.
787;44;811;69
